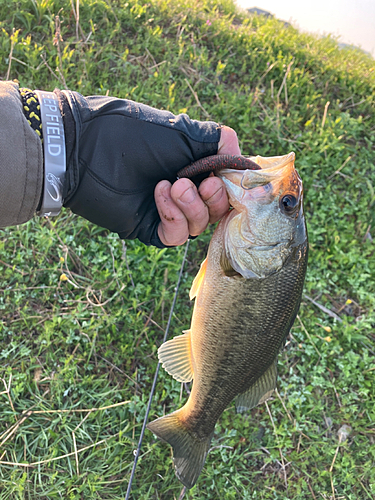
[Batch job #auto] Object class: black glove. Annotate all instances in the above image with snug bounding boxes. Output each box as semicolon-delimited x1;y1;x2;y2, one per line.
55;90;220;247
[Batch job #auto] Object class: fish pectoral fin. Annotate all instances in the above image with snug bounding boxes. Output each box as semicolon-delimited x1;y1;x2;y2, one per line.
189;258;208;300
220;250;242;277
158;330;194;382
235;360;277;413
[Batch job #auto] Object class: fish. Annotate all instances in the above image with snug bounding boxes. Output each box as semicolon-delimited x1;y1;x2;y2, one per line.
147;151;308;489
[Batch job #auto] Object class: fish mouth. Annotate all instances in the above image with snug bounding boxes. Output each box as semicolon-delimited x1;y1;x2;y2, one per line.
247;152;295;170
218;151;301;199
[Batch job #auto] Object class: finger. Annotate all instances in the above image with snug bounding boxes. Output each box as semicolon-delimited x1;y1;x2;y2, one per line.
198;176;230;224
155;180;189;246
170;178;209;237
217;125;241;155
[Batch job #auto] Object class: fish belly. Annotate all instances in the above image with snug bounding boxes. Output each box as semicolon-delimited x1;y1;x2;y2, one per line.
184;224;308;437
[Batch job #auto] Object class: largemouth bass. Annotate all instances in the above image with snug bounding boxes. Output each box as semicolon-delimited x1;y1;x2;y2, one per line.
147;152;308;488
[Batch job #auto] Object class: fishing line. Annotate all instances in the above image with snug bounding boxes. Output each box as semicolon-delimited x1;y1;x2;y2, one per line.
125;240;190;500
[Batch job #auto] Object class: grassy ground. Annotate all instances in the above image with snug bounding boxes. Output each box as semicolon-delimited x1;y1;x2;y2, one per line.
0;0;374;498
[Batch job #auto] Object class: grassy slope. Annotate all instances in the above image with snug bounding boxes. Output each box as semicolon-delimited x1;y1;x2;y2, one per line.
0;0;374;498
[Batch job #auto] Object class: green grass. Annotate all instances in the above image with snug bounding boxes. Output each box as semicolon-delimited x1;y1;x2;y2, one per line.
0;0;374;498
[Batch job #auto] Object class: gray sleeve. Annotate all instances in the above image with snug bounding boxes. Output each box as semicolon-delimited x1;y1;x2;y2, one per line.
0;81;43;228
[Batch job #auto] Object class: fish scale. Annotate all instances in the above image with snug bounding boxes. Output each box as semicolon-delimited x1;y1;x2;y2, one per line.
148;152;308;489
184;225;308;435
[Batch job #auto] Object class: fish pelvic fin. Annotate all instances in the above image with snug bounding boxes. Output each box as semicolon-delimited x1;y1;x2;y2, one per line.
147;410;213;489
158;330;194;383
235;360;277;413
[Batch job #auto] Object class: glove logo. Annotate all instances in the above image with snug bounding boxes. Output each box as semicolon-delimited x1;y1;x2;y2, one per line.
46;173;63;203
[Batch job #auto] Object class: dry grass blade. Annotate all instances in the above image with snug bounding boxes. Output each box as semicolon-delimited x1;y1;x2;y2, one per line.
178;486;187;500
304;295;342;322
0;433;120;468
86;284;126;307
328;155;352;180
53;14;68;89
2;375;17;421
25;400;131;415
184;78;210;117
265;401;289;490
6;28;16;80
40;53;64;86
72;431;79;475
0;414;30;447
297;315;321;358
275;389;293;422
307;480;318;500
329;425;351;472
0;401;130;453
321;101;330;130
277;59;294;105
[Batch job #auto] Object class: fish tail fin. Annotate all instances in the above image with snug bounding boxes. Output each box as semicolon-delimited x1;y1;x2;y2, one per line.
147;410;212;489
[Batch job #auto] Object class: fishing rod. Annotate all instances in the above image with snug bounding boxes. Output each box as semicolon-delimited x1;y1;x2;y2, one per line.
125;240;190;500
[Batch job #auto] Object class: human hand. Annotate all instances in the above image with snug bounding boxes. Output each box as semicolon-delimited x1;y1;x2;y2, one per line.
60;91;240;247
155;126;241;246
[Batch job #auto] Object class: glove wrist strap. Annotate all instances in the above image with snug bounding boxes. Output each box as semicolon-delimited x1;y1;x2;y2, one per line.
35;90;66;217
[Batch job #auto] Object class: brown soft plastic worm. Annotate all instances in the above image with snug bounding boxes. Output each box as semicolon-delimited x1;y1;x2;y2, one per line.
177;154;261;179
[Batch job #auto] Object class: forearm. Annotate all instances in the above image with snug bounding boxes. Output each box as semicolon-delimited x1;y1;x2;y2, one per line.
0;81;43;228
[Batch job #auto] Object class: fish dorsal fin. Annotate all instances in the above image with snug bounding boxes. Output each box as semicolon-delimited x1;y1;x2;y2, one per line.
158;330;194;383
235;360;277;413
190;258;208;300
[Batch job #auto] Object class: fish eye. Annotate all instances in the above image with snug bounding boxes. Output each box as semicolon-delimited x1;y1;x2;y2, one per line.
280;194;298;214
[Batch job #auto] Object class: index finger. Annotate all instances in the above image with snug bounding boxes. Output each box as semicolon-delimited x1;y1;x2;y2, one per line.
198;175;230;224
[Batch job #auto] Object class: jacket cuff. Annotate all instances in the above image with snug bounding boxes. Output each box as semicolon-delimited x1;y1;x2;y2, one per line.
0;81;43;227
